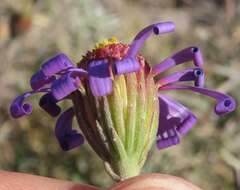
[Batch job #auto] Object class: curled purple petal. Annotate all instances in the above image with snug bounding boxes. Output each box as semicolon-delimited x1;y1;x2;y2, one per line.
10;92;33;118
157;94;198;150
127;21;175;57
114;57;140;75
192;47;204;67
157;68;204;88
114;22;175;75
152;46;204;75
215;97;236;116
88;59;112;96
41;53;74;77
55;107;84;151
30;70;56;90
153;22;175;35
158;94;197;136
39;93;61;117
10;89;50;118
157;126;180;150
194;68;204;87
60;133;84;151
10;94;33;118
159;84;237;116
51;69;87;100
178;114;197;135
51;74;77;100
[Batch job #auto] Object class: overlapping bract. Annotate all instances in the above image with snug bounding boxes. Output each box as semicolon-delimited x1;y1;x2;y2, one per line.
10;21;236;152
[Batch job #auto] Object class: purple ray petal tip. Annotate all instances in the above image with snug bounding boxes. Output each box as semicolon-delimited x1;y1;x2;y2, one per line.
157;94;197;149
55;108;84;151
157;67;205;88
153;22;175;35
194;68;203;77
51;73;79;100
192;47;204;67
177;114;197;135
41;53;74;77
159;85;236;117
157;135;180;150
10;93;34;118
194;68;204;87
39;93;61;117
88;59;113;96
10;102;33;118
59;133;84;151
215;97;236;116
89;77;113;96
152;46;204;75
114;57;140;75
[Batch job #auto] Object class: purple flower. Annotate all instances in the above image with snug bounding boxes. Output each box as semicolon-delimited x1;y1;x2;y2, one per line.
10;21;237;180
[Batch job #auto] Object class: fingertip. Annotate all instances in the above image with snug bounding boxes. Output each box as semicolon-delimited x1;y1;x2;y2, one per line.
0;171;100;190
108;173;202;190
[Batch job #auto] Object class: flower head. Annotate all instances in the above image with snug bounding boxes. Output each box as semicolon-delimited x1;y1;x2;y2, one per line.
10;21;236;181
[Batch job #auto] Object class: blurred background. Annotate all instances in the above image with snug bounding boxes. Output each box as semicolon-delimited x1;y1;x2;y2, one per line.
0;0;239;189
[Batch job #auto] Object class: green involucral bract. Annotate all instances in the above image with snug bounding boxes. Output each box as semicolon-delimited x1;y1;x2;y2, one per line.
72;68;159;181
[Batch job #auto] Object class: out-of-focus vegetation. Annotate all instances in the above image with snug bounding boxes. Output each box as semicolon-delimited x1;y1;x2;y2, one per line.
0;0;239;189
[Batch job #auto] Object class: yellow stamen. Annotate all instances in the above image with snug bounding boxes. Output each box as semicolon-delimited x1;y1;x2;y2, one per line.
94;37;119;49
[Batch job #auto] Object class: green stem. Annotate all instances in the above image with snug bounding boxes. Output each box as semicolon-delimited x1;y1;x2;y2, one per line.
105;157;141;181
